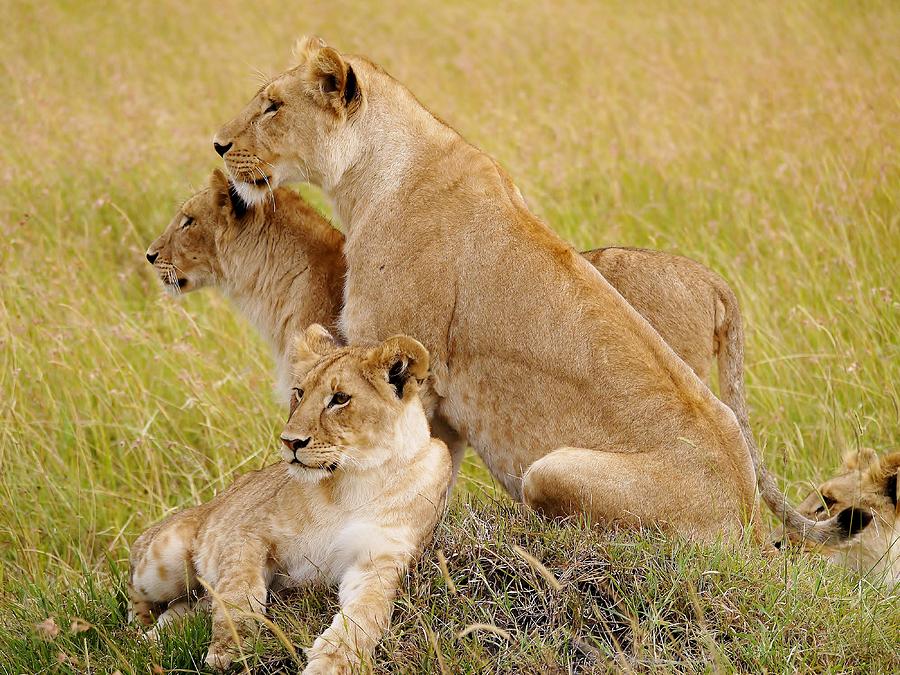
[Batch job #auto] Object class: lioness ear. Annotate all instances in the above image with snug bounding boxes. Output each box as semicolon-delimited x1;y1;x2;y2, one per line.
210;169;249;220
290;324;340;378
308;46;360;114
367;335;429;399
292;35;327;66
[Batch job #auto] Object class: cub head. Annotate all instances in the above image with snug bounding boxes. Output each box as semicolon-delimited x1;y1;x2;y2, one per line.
145;169;252;294
782;449;899;575
213;36;368;205
279;324;430;482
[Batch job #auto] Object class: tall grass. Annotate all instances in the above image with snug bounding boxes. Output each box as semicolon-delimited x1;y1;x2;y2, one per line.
1;0;897;671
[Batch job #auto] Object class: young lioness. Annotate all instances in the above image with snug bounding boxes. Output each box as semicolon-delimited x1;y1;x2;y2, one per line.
147;173;771;512
128;326;451;671
776;449;899;586
145;169;345;400
212;37;844;542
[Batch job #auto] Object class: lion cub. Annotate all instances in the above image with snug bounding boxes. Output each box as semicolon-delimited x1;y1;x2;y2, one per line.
777;449;899;586
128;326;451;672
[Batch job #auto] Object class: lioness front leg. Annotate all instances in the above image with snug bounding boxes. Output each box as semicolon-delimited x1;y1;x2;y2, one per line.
204;546;269;671
304;554;406;675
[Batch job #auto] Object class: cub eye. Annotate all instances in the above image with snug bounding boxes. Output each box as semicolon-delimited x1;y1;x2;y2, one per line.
264;100;282;114
180;216;194;230
328;392;350;408
288;388;303;417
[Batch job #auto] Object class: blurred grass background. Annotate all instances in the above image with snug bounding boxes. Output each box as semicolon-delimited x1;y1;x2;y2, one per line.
0;0;898;671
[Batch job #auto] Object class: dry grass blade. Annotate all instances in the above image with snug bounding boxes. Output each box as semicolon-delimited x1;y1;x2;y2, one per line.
513;544;563;592
435;549;457;595
456;623;512;641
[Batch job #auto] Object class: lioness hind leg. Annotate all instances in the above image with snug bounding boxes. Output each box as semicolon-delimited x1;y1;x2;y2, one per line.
522;447;749;541
129;517;200;627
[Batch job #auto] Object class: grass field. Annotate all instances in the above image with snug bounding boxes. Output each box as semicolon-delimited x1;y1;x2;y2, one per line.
1;0;898;672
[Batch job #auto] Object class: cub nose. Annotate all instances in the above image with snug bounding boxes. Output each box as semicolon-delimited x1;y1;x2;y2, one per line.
146;251;159;264
281;436;311;452
213;141;232;157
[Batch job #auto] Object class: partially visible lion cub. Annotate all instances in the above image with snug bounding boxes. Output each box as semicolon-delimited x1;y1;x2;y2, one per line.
145;169;345;400
777;448;899;586
128;326;451;672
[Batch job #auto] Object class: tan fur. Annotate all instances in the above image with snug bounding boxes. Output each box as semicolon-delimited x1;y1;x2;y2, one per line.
213;37;846;542
145;169;345;400
778;449;899;586
150;178;774;496
128;327;451;671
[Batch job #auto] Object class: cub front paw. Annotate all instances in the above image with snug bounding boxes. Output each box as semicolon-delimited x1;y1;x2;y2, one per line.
302;654;352;675
205;644;235;671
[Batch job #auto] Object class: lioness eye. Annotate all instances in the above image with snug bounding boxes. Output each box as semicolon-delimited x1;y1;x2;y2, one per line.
180;216;194;230
265;100;282;114
328;392;350;408
288;388;303;417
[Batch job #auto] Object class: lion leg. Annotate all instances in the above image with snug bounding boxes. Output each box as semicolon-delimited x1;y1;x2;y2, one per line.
430;413;467;496
205;543;269;671
129;515;201;627
522;447;753;541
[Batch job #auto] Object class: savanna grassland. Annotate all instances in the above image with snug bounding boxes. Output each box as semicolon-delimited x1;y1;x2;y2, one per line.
1;1;898;672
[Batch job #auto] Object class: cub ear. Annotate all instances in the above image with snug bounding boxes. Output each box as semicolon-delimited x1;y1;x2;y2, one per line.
841;447;880;474
290;324;340;378
292;35;327;66
305;43;360;114
880;453;900;508
367;335;429;400
210;169;249;220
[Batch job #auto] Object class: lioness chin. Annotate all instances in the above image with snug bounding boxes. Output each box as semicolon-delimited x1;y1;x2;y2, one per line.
212;37;845;543
128;326;451;672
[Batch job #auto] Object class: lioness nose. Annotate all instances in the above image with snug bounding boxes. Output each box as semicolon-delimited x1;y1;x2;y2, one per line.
146;251;158;264
281;436;311;452
213;141;232;157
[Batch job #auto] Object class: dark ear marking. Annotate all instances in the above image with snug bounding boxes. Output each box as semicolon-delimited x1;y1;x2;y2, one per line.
227;183;249;219
343;65;358;108
836;507;873;538
387;359;408;399
885;473;897;506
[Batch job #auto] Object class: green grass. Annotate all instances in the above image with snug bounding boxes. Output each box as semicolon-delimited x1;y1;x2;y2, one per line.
1;0;898;671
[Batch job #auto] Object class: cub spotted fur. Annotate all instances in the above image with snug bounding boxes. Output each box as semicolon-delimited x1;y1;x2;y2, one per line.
213;37;844;542
776;449;899;585
128;326;451;672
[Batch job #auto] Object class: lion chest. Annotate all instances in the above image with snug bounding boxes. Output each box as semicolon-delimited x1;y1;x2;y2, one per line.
271;516;396;588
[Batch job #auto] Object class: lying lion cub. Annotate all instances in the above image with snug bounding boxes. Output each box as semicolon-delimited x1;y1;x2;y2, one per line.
128;326;451;671
777;449;899;586
147;172;766;500
213;37;845;542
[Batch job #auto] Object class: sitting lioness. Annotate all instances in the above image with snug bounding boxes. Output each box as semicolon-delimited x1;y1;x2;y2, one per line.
128;326;451;671
211;37;845;542
147;173;806;532
777;449;899;586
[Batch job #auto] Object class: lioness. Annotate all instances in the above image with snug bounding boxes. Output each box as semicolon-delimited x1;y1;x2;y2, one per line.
212;38;842;541
129;326;450;671
776;449;899;585
147;174;808;527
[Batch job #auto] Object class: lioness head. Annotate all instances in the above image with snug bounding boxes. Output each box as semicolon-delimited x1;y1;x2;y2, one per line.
780;449;899;581
145;169;253;294
280;324;430;482
213;36;369;206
